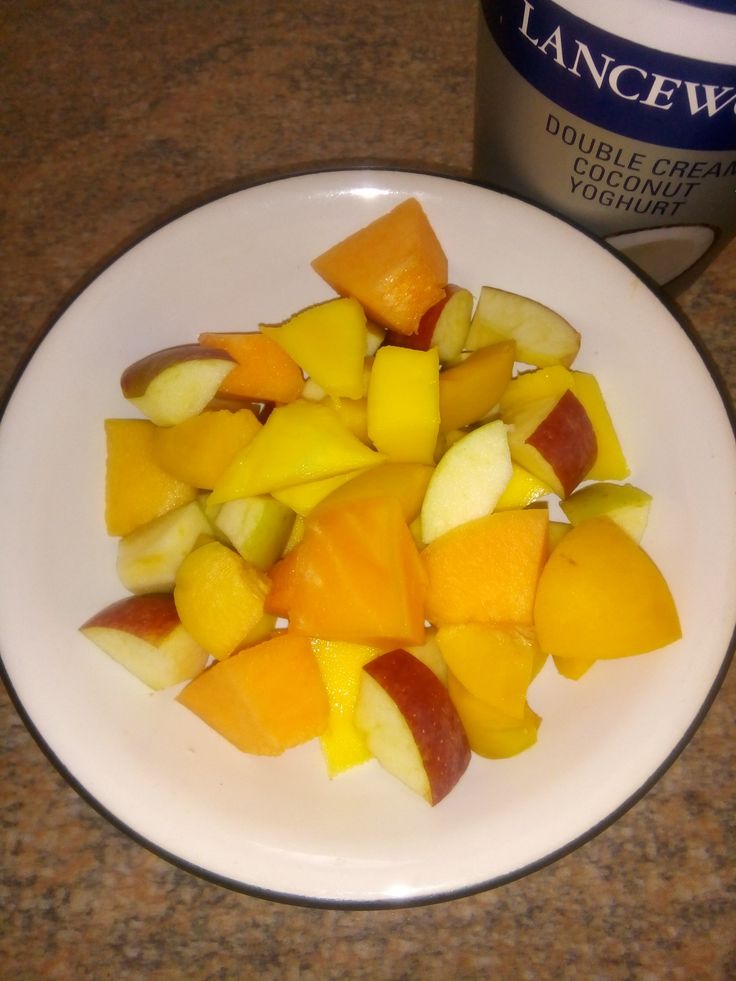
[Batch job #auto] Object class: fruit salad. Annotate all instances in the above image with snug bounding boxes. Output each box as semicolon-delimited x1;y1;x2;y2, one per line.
80;197;681;806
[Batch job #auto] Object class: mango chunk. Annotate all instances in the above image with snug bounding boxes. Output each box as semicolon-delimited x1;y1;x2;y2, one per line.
367;346;440;464
152;408;262;489
173;541;270;660
311;638;383;776
177;632;329;755
285;496;427;646
534;516;681;659
198;331;304;404
104;419;198;537
311;197;448;335
438;341;516;433
447;672;541;759
422;508;549;626
262;297;367;400
210;400;383;504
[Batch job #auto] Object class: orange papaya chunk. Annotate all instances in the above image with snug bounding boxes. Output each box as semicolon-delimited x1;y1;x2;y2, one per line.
311;198;448;336
176;632;329;755
422;508;549;626
287;496;427;646
198;332;304;404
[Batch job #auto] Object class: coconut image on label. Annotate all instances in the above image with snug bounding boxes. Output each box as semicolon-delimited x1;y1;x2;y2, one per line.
605;225;717;287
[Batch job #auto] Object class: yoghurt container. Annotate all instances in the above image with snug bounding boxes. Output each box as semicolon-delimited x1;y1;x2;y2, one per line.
474;0;736;292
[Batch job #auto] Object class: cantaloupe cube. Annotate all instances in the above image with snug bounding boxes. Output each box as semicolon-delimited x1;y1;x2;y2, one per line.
313;461;434;524
104;419;198;536
311;197;448;336
421;508;549;626
177;632;329;755
198;332;304;404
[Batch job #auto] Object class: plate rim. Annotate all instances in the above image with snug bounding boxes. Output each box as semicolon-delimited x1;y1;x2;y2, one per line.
1;166;735;909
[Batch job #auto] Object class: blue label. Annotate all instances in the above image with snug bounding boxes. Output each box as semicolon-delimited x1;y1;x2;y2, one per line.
482;0;736;150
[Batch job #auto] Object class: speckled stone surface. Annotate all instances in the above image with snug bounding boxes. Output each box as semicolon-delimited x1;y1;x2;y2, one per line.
1;2;734;978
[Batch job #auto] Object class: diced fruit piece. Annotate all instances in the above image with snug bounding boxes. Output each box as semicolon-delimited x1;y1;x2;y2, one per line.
210;400;383;503
151;408;262;489
312;197;448;336
404;630;449;685
327;396;369;443
560;482;652;543
436;624;538;719
447;672;541;759
263;547;301;618
173;541;270;660
500;367;629;481
177;632;329;755
80;594;208;690
548;520;571;550
534;516;681;659
116;500;215;593
262;297;367;400
553;655;595;680
198;332;304;403
422;508;549;626
438;341;516;433
311;639;383;776
495;462;552;510
386;285;473;363
104;419;198;536
420;420;512;543
314;461;434;524
367;346;440;464
354;649;470;805
271;470;368;516
285;497;427;647
466;286;581;368
213;496;296;570
120;344;237;426
506;389;597;498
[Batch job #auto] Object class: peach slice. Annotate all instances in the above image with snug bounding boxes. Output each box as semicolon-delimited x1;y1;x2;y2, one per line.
506;389;597;498
438;341;516;433
120;344;237;426
466;286;581;368
80;594;208;690
354;649;470;805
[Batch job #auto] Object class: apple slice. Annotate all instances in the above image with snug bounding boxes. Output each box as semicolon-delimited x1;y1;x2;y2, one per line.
466;286;580;368
386;285;473;363
116;499;215;593
560;482;652;542
506;389;597;498
354;649;470;805
120;344;236;426
213;496;296;570
80;594;209;690
420;419;512;543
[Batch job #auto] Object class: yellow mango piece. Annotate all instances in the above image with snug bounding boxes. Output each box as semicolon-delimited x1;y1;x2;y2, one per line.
553;655;595;680
311;197;448;336
271;470;369;516
495;462;552;510
177;632;329;755
367;346;440;464
422;508;549;627
209;400;383;504
436;623;537;720
104;419;198;536
500;366;629;481
173;541;270;660
447;672;540;759
438;341;516;433
151;408;262;489
311;638;383;776
314;461;434;524
534;516;681;659
548;519;571;551
327;396;369;443
262;297;367;400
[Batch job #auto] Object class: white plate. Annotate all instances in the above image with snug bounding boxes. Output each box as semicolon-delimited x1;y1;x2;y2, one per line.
1;170;735;908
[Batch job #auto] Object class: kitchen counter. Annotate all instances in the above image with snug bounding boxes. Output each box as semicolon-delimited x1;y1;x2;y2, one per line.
2;2;734;977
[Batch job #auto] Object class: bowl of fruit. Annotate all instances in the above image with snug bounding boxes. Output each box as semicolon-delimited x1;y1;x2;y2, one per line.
1;170;734;907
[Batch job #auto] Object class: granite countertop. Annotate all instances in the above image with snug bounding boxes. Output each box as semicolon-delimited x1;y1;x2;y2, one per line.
2;2;734;977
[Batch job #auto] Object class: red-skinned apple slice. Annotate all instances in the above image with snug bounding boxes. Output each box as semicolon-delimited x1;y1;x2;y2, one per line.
120;344;236;426
354;648;470;805
80;593;209;690
506;389;597;498
386;286;473;363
